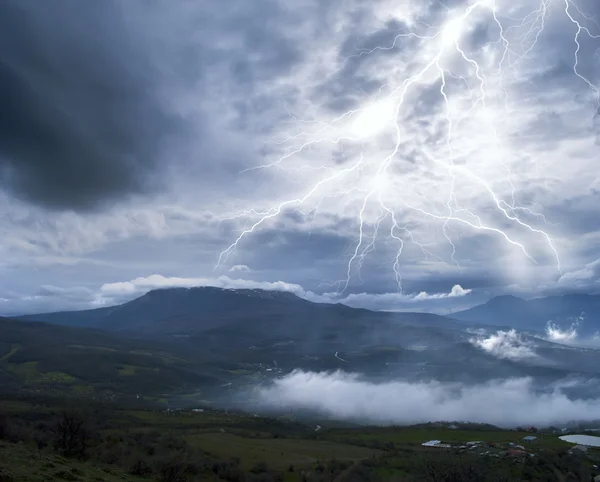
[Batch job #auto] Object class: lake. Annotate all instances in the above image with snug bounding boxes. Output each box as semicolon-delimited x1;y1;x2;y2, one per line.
559;434;600;447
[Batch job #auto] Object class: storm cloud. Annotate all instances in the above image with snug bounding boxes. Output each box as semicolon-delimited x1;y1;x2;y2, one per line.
0;0;181;210
1;0;600;314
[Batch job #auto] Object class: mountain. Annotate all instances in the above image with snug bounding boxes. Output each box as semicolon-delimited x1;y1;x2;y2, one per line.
15;288;477;374
7;289;600;405
451;294;600;335
0;316;223;399
16;287;458;332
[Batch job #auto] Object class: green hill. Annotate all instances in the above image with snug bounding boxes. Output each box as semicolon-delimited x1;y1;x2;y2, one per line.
0;317;224;401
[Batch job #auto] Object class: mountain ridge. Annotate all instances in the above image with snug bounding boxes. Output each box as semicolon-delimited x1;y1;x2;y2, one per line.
14;286;454;333
451;293;600;335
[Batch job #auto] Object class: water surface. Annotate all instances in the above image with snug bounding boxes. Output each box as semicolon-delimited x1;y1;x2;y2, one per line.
559;434;600;447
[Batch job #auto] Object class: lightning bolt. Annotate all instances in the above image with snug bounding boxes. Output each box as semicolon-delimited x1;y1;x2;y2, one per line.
215;0;599;295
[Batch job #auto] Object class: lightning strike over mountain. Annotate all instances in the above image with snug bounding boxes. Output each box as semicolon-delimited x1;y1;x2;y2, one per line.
217;0;600;294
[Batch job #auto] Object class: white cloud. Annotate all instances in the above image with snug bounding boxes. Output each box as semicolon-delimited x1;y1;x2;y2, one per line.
97;274;472;311
229;264;251;273
557;258;600;291
414;284;472;300
100;274;309;298
468;330;537;361
541;318;600;348
545;321;579;344
257;370;600;427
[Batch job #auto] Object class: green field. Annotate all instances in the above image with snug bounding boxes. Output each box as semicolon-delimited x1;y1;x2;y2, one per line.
327;425;572;450
1;395;599;482
187;433;380;470
0;442;148;482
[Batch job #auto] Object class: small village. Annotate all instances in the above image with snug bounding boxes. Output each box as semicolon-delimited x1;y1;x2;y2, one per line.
420;424;600;470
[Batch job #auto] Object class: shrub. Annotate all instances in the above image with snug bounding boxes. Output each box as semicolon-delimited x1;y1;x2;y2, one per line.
52;411;90;458
128;454;153;477
0;414;9;440
155;458;187;482
250;461;269;474
0;468;14;482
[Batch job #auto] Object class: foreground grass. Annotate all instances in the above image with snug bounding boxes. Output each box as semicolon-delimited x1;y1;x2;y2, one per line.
0;441;148;482
327;425;572;450
187;432;380;470
1;395;599;481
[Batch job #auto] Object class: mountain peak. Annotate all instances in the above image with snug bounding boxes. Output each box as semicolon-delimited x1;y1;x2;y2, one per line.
141;286;305;302
485;295;526;305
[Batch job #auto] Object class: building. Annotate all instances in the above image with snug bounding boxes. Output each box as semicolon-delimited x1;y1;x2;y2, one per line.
507;449;526;457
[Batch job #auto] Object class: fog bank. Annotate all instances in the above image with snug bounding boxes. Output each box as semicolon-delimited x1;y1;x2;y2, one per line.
257;370;600;427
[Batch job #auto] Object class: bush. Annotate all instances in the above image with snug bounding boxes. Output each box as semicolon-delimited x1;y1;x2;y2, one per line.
155;458;187;482
53;470;78;481
250;461;269;474
128;454;153;477
52;411;90;458
0;468;14;482
0;414;9;440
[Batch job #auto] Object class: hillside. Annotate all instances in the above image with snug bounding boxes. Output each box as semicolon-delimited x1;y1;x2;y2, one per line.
14;288;476;368
16;287;461;333
450;294;600;334
1;396;597;482
0;317;224;401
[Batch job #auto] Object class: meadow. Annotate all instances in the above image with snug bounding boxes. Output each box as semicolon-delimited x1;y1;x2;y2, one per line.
1;394;598;482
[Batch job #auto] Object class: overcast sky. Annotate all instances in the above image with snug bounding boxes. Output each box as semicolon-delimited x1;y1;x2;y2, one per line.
1;0;600;316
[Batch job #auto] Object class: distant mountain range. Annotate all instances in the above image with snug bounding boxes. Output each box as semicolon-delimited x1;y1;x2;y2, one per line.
15;287;466;345
5;287;600;405
17;287;600;338
451;294;600;336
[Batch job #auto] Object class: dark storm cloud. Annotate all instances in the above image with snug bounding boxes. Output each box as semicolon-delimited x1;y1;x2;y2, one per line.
0;0;181;211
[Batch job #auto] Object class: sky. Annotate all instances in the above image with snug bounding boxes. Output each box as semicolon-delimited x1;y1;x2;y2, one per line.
1;0;600;316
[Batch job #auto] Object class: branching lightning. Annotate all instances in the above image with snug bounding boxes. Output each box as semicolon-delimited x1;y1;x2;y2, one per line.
215;0;600;294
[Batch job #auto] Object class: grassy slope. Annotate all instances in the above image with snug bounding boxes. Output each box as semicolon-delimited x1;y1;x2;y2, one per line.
326;425;571;450
0;441;148;482
2;395;600;481
120;409;380;471
0;318;226;400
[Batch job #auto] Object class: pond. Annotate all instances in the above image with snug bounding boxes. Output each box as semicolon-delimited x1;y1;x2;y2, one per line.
559;434;600;447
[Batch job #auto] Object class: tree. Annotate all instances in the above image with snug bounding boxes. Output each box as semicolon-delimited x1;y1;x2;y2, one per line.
0;412;9;440
52;410;90;458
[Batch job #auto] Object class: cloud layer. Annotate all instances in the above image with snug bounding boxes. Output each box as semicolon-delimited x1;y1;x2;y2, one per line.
1;0;600;313
257;370;600;427
0;1;183;211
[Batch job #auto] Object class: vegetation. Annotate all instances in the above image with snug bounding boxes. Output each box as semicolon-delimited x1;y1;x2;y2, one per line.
1;395;599;482
0;318;228;402
3;298;600;481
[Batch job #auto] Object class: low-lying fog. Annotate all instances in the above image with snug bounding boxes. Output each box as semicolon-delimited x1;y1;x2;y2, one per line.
236;318;600;428
255;370;600;427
